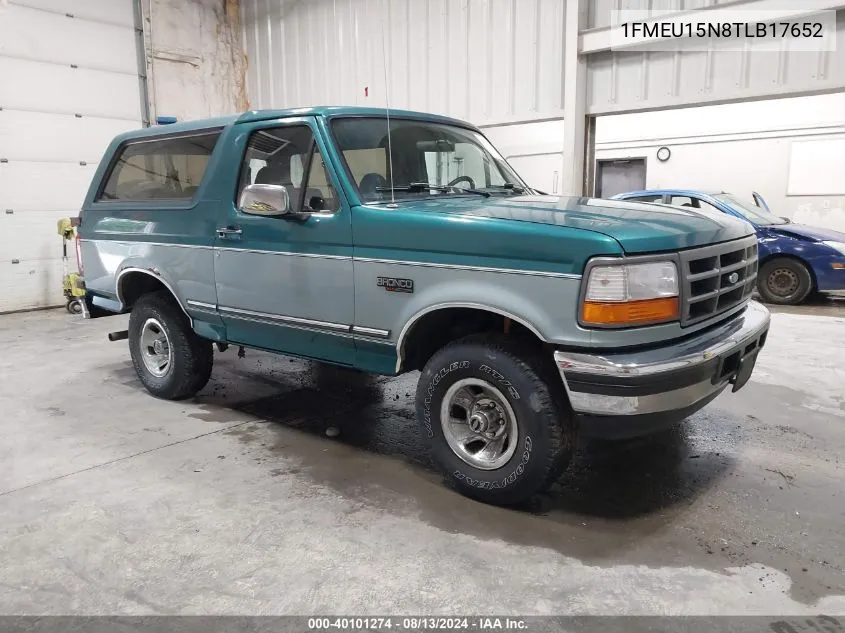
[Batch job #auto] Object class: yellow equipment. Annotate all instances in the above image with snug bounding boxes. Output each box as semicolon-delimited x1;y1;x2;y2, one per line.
57;217;86;314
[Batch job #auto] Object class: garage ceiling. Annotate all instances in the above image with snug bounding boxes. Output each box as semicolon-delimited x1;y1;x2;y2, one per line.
0;0;145;313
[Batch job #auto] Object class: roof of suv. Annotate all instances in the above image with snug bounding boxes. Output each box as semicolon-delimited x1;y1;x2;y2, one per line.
114;106;478;143
615;189;725;198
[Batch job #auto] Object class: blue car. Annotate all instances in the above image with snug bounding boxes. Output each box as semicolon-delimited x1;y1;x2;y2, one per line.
612;189;845;305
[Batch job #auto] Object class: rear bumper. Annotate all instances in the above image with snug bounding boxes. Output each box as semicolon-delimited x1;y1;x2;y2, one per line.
554;300;771;439
80;287;122;320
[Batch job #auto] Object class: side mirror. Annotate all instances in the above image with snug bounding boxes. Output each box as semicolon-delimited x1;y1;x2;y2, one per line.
238;184;291;217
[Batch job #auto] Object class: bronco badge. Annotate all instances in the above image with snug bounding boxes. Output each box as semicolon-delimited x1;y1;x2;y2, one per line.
377;276;414;293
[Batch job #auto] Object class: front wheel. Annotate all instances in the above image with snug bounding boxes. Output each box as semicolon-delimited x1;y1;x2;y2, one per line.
757;257;813;305
128;290;213;400
416;335;574;506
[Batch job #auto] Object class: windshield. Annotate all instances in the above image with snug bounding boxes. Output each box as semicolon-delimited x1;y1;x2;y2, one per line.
714;193;787;226
331;117;529;203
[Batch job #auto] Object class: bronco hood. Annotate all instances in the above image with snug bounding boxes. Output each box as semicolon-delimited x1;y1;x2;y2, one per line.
422;194;754;254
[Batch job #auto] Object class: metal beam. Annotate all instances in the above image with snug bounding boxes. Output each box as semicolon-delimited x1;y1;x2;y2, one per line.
561;0;588;196
475;110;566;129
587;80;845;116
136;0;156;127
580;0;845;55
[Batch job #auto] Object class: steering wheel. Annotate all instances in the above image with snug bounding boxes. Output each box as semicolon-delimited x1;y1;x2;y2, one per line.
447;175;476;189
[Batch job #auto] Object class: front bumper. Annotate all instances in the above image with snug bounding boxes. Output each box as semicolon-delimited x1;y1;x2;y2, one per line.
554;300;771;439
815;259;845;292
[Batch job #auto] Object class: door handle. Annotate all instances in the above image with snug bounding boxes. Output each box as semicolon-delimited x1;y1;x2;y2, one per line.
216;227;243;238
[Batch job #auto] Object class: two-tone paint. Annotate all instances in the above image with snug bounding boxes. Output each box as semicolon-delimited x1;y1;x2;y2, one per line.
78;107;759;384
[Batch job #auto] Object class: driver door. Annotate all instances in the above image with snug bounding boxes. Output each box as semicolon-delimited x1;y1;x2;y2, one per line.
213;117;355;365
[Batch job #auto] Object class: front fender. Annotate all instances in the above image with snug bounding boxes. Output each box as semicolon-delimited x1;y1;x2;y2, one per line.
758;234;843;289
389;271;584;356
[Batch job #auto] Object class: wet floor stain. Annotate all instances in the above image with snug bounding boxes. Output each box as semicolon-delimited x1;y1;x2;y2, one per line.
109;349;845;605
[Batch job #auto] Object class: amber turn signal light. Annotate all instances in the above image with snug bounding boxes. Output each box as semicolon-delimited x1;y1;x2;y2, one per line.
582;297;680;326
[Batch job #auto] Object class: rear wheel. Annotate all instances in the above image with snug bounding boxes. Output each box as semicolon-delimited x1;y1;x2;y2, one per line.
128;290;213;400
416;334;574;506
758;257;813;305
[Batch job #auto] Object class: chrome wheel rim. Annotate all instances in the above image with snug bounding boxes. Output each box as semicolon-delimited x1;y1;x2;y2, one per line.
139;318;172;378
767;267;799;297
440;378;518;471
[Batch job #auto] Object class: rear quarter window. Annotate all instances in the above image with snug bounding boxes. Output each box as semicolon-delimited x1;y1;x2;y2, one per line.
97;131;221;202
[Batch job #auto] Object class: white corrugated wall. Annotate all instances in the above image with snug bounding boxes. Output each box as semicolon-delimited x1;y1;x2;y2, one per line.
240;0;566;126
241;0;845;121
240;0;845;230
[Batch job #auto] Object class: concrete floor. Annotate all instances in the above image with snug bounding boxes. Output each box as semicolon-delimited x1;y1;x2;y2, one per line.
1;300;844;616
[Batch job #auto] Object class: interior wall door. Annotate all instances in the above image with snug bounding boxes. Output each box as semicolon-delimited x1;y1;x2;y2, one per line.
596;159;647;198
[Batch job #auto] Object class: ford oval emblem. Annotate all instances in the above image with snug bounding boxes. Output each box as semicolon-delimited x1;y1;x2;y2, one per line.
728;272;740;284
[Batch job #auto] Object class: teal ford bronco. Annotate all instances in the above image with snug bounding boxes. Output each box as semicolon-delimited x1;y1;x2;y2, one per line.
76;107;770;506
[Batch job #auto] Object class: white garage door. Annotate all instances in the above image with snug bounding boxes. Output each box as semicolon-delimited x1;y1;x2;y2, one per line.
0;0;144;313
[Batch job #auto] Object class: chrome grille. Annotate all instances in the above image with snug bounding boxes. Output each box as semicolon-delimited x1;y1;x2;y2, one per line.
679;235;759;326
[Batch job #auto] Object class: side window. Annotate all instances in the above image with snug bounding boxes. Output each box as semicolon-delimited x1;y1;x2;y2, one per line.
696;199;725;214
238;125;312;201
238;125;339;213
343;148;388;187
630;194;664;204
98;131;220;201
303;150;339;212
669;195;698;208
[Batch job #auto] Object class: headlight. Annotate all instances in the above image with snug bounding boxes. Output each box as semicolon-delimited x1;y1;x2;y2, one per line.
822;241;845;257
581;260;680;327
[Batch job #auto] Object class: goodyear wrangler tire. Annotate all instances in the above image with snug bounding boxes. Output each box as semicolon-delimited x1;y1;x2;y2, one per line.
128;290;213;400
416;334;574;506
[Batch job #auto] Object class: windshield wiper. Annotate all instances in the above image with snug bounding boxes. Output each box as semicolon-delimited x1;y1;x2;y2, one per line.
453;188;490;197
376;182;490;197
376;182;449;193
486;183;526;194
